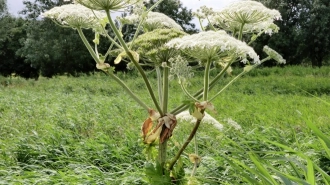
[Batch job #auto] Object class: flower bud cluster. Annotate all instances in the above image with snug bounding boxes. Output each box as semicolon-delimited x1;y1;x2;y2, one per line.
263;45;286;64
169;56;194;82
193;5;214;19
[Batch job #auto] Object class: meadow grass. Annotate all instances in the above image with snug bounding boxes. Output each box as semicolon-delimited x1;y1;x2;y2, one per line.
0;66;329;184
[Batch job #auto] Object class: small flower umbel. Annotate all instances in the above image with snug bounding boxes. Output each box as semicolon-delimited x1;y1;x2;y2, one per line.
263;45;286;64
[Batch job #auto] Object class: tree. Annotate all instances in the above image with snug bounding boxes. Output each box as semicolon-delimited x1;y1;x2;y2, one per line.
255;0;330;67
0;16;39;79
0;0;7;17
145;0;198;33
299;0;330;67
18;0;99;77
253;0;305;65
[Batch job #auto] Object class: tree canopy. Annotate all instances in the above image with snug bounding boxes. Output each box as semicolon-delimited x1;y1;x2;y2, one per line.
255;0;330;66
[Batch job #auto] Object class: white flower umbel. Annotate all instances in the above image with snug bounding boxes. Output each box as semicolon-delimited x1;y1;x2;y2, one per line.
263;45;286;64
120;11;183;31
166;30;259;63
217;1;281;24
177;110;223;131
43;4;107;31
209;1;281;35
76;0;142;11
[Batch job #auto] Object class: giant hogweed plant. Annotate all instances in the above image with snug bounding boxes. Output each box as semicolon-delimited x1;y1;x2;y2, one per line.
43;0;285;184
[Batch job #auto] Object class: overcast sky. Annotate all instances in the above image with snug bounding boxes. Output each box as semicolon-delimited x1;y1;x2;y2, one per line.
8;0;240;15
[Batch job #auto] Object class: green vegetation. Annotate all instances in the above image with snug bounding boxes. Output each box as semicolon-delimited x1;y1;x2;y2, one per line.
1;66;329;184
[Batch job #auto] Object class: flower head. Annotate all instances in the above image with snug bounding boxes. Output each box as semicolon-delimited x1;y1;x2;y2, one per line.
120;11;183;31
76;0;142;11
42;4;107;32
166;30;259;63
176;110;223;131
263;45;286;64
209;1;281;34
169;56;194;83
217;1;281;24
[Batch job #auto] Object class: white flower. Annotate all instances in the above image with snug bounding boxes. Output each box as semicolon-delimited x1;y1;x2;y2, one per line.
209;1;281;35
76;0;142;11
217;1;281;24
120;12;183;31
166;30;260;63
176;110;223;131
226;118;242;131
263;45;286;64
42;4;107;32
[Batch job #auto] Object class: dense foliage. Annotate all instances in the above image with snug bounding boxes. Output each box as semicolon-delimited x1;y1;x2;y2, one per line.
1;66;329;184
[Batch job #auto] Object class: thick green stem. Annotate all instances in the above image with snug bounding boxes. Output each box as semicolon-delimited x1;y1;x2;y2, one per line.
156;67;163;108
162;65;169;113
238;23;245;41
106;10;163;115
158;138;168;174
168;110;205;171
77;28;99;63
203;59;212;101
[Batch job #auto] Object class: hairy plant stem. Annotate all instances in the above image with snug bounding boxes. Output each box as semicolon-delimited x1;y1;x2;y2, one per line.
77;28;149;110
106;10;163;115
168;109;205;171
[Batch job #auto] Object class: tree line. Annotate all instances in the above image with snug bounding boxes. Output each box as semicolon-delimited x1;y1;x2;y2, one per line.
0;0;329;79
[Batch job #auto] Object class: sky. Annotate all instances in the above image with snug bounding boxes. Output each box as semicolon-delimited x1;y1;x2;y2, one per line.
8;0;239;15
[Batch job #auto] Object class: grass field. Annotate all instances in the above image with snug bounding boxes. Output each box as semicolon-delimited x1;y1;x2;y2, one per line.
0;66;330;184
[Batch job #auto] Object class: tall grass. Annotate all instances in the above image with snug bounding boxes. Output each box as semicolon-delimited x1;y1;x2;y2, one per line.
0;66;329;184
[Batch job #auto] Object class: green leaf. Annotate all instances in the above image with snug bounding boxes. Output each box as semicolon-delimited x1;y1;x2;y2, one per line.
249;153;278;185
305;119;330;148
145;162;171;185
306;159;315;185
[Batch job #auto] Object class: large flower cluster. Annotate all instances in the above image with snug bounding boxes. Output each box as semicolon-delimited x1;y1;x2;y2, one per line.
166;30;259;63
75;0;143;11
120;11;183;31
42;4;107;32
207;1;281;35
